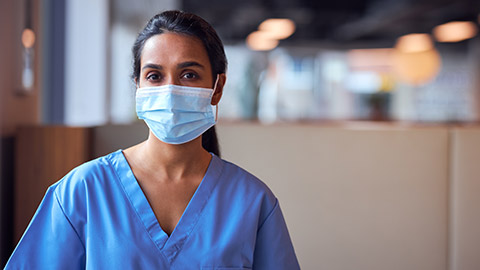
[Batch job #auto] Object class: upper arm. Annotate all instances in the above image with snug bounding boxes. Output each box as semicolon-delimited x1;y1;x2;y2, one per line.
5;187;85;270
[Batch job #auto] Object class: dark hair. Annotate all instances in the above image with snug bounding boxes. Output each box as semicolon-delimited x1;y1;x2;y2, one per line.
132;10;227;157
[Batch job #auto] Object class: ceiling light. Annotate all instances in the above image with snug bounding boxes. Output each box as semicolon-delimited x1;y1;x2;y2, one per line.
393;48;441;86
258;18;296;40
433;21;478;42
395;33;434;53
246;31;279;51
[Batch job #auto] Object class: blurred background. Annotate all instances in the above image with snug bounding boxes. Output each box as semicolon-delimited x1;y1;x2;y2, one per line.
1;0;480;269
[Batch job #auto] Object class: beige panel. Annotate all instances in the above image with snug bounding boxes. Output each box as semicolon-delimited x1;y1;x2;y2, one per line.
217;123;449;270
91;122;148;158
450;128;480;270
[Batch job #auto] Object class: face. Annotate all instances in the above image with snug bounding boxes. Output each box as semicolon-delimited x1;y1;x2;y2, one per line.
138;32;225;105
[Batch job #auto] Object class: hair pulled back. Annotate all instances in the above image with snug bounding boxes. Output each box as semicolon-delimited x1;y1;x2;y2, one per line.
132;10;227;156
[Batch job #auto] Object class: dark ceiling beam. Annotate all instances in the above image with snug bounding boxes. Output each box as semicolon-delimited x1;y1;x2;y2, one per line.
333;0;480;42
183;0;480;45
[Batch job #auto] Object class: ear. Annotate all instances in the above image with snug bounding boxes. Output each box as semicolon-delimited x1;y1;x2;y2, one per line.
134;77;139;88
211;73;226;106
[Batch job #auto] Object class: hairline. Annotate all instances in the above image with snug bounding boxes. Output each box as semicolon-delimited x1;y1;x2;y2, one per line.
135;30;218;82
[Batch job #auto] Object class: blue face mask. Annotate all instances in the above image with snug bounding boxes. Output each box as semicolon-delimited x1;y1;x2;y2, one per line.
136;83;218;144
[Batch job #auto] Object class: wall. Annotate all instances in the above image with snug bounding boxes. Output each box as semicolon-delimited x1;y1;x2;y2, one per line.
0;0;40;136
0;0;41;265
218;123;449;270
450;128;480;270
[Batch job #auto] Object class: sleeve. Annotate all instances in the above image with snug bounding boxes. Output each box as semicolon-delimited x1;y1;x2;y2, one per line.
4;186;85;270
252;199;301;270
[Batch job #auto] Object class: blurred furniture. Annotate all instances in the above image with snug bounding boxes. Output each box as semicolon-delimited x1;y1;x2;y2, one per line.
449;128;480;270
219;123;480;270
14;126;91;243
13;124;147;243
13;123;480;270
219;123;449;270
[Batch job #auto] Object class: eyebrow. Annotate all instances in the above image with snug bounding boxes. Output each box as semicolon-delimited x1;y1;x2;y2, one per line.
141;63;162;71
141;61;206;72
177;61;205;69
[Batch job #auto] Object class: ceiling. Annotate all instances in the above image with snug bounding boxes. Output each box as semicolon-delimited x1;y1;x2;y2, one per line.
182;0;480;47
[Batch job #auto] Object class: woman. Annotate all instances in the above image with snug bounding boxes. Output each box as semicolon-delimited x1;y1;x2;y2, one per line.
6;10;300;269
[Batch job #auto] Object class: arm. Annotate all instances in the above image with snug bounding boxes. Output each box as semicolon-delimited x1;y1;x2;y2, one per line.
5;186;85;270
253;200;301;270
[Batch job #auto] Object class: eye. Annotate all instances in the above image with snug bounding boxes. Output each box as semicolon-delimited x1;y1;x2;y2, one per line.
181;72;198;80
146;72;161;81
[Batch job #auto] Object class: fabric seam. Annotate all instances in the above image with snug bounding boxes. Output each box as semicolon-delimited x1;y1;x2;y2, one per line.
257;198;279;231
53;188;86;250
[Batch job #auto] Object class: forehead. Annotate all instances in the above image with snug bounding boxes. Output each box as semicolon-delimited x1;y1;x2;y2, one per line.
141;32;211;68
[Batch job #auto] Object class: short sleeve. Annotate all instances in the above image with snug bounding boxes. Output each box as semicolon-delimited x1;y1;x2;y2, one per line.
5;186;85;270
252;200;300;270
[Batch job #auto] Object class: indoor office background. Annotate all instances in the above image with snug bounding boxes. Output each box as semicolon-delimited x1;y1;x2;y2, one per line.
1;0;480;269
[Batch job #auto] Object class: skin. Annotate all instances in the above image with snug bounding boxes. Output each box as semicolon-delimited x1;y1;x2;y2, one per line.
123;32;227;236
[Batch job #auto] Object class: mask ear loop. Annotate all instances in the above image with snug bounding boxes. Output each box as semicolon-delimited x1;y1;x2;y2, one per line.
212;74;220;121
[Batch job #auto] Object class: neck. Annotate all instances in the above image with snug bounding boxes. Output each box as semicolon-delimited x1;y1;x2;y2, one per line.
137;131;212;181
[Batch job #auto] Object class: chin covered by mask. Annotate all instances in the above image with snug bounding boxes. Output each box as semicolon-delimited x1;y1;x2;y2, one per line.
135;84;218;144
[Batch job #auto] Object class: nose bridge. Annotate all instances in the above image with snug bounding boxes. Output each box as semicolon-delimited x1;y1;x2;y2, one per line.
164;73;179;86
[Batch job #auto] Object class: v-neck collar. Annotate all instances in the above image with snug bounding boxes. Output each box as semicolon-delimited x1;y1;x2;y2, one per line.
108;150;224;263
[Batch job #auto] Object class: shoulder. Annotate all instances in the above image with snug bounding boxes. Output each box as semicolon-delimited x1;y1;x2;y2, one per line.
215;156;278;211
51;150;122;203
219;157;273;192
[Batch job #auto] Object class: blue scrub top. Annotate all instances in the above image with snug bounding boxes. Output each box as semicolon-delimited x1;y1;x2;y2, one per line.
6;150;300;269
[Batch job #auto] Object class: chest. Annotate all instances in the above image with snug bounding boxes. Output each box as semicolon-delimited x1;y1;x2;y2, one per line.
138;178;200;236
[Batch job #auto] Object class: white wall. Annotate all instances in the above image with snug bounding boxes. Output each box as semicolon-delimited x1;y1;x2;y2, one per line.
64;0;109;126
109;24;137;124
